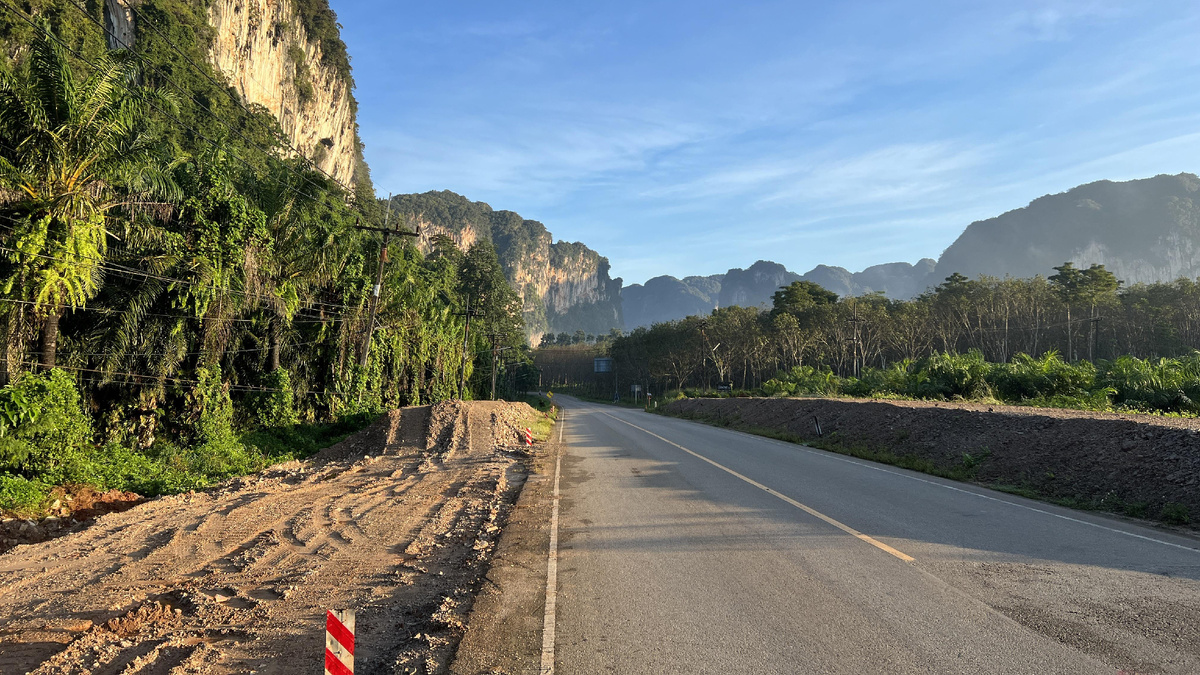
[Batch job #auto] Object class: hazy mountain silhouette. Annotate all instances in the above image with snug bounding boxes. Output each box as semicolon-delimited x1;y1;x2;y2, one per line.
620;173;1200;329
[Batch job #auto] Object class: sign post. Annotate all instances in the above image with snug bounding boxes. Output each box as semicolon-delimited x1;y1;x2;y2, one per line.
325;609;355;675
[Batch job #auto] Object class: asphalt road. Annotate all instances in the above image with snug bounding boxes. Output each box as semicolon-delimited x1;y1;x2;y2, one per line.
548;396;1200;675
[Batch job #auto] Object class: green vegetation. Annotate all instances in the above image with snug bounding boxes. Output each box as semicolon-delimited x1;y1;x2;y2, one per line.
520;394;558;442
551;268;1200;415
0;18;531;515
749;350;1200;414
389;190;623;339
292;0;353;83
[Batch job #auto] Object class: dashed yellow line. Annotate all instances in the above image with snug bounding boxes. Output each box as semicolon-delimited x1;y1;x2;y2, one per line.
601;412;916;563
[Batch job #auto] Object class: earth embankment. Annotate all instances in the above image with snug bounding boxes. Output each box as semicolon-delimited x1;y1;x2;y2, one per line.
0;400;544;675
663;397;1200;525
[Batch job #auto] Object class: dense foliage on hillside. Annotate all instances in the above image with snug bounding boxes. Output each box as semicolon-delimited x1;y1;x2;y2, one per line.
571;267;1200;414
0;19;527;513
391;190;623;338
292;0;353;83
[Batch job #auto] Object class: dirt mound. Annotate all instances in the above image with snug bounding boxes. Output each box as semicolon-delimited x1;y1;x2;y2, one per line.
0;400;547;674
0;487;144;555
664;397;1200;524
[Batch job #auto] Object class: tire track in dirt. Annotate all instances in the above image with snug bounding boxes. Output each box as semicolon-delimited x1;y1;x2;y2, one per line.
0;401;542;674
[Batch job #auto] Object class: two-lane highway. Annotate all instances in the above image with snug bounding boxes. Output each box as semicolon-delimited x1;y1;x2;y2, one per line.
544;396;1200;674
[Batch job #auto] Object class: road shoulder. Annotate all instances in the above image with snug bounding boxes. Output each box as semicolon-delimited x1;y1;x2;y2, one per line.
449;437;560;674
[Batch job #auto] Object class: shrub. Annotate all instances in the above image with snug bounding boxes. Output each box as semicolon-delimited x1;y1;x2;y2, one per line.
844;361;910;397
1161;502;1191;525
910;350;992;399
0;369;93;480
189;365;238;446
252;368;299;429
0;473;50;515
988;352;1096;402
1099;355;1200;413
767;365;841;396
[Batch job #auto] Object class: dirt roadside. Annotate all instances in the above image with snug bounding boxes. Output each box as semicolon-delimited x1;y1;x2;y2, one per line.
664;396;1200;525
448;427;560;675
0;400;543;675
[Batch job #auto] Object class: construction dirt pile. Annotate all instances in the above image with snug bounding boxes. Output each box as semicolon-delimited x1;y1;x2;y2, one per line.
1;488;146;554
0;400;542;675
663;397;1200;524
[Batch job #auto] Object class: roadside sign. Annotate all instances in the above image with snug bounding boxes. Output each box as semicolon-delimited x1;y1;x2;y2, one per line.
594;357;613;373
325;609;355;674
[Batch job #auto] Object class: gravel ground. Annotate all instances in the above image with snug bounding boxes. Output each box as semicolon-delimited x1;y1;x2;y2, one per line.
0;400;541;674
664;396;1200;525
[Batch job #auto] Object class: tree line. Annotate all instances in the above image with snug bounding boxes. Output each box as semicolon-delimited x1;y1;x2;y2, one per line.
549;264;1200;412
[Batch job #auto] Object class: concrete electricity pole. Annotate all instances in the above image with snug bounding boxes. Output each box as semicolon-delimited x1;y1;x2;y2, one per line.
455;296;484;400
355;195;419;368
486;332;512;400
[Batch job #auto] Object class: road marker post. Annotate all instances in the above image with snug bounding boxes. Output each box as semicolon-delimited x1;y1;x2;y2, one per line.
325;609;355;675
525;427;533;445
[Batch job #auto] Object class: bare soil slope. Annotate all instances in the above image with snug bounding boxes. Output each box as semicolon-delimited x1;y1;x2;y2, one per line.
0;400;540;675
664;397;1200;523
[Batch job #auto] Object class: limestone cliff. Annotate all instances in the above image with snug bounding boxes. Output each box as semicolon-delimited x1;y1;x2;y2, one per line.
92;0;361;187
205;0;359;186
391;191;623;343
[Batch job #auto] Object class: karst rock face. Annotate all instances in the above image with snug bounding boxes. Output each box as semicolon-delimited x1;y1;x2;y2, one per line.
206;0;358;187
96;0;360;188
396;191;623;344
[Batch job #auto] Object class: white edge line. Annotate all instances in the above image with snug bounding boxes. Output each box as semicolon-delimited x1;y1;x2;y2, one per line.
600;411;915;563
540;412;563;675
649;409;1200;556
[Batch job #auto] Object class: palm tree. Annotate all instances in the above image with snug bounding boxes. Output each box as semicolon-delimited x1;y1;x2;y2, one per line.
0;21;177;370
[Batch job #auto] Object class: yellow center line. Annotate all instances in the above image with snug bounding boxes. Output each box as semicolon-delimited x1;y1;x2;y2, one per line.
601;411;916;563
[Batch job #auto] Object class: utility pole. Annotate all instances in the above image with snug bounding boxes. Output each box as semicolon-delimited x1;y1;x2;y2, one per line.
455;296;483;400
354;195;419;368
1088;313;1101;362
847;301;862;378
486;332;512;400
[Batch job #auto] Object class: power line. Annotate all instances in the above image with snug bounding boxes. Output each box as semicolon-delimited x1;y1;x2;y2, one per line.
0;357;287;392
0;294;352;326
0;215;361;317
21;338;327;360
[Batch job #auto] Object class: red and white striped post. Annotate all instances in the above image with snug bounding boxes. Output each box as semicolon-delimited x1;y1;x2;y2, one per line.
325;609;355;675
524;427;533;445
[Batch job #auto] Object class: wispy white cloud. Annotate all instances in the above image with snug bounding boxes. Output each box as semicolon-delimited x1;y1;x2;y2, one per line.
997;1;1127;42
341;0;1200;285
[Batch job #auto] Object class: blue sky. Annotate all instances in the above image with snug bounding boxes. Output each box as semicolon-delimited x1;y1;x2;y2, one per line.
336;1;1200;285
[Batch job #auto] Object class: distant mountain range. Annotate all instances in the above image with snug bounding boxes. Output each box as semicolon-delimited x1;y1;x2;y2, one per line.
623;173;1200;329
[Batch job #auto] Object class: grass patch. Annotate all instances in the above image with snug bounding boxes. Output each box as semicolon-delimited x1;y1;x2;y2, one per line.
0;415;378;518
1161;502;1192;525
520;394;559;442
0;473;51;518
241;413;377;463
